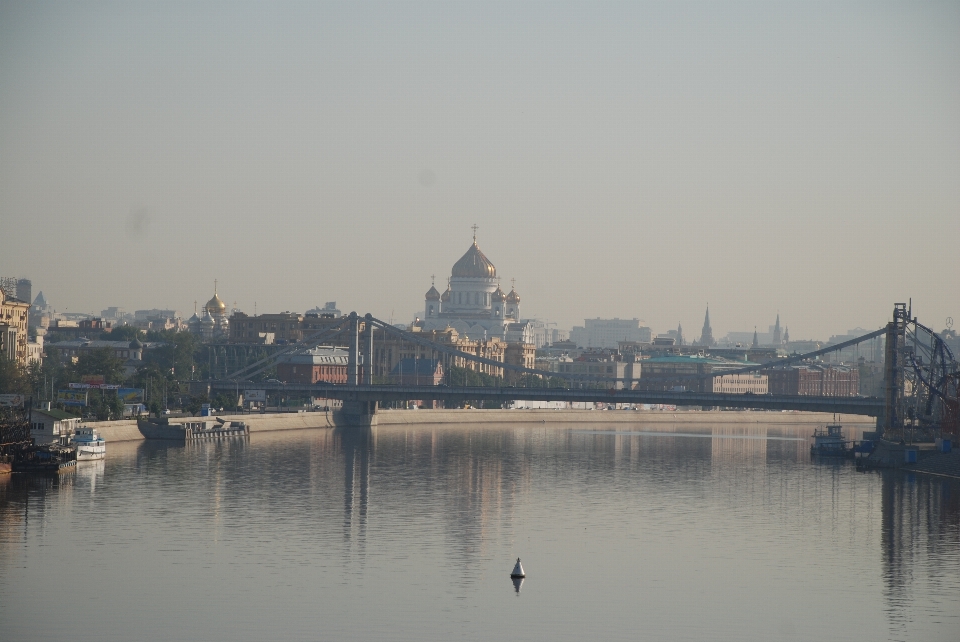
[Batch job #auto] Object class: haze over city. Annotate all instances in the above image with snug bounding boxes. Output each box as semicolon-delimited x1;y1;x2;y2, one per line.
1;1;957;339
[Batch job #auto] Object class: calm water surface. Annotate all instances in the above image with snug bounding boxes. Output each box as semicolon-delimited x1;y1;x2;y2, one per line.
1;420;958;641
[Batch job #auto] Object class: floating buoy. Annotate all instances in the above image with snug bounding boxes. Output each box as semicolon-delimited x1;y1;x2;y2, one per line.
510;557;525;578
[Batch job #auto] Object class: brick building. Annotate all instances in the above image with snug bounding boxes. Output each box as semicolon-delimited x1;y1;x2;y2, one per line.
764;365;859;396
275;347;349;384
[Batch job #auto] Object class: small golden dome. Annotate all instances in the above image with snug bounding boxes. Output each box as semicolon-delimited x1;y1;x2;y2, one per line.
492;286;506;302
440;288;451;302
451;242;496;278
205;293;226;314
425;286;441;301
506;288;520;304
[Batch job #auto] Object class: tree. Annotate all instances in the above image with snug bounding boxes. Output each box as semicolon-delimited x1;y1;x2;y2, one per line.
185;394;208;416
211;392;239;413
0;354;28;395
87;389;124;421
75;348;126;384
144;329;200;379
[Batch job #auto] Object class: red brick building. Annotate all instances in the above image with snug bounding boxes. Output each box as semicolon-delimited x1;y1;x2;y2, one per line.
276;347;349;384
764;365;859;396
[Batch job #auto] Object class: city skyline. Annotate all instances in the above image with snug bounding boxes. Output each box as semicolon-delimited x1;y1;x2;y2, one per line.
1;2;957;340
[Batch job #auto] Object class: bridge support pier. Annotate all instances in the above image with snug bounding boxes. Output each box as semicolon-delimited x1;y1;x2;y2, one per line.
336;400;378;427
881;303;907;439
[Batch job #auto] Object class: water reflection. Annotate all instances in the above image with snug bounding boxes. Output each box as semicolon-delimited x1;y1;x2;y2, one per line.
76;460;105;494
338;427;371;548
0;423;957;642
880;470;960;637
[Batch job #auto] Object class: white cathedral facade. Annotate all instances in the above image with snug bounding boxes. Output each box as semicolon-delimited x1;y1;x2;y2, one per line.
419;234;532;343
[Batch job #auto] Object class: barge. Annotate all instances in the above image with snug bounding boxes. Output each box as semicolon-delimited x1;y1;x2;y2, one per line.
138;417;249;441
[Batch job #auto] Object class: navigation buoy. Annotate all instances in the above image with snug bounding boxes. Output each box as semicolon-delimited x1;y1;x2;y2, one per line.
510;558;525;578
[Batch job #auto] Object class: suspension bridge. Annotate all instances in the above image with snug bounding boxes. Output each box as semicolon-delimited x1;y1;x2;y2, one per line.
208;303;958;435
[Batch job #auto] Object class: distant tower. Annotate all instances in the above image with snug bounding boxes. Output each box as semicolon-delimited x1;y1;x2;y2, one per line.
677;323;684;346
752;327;759;349
772;313;782;346
784;327;790;345
16;279;31;306
424;275;441;318
505;280;520;319
699;305;714;347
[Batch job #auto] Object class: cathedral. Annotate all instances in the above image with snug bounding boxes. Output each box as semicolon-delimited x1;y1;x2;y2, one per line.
188;282;230;341
419;231;530;342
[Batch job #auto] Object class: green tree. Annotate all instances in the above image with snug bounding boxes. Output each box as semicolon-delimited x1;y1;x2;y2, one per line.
75;348;126;384
211;392;239;413
87;389;124;421
0;354;28;394
185;394;208;416
144;329;200;379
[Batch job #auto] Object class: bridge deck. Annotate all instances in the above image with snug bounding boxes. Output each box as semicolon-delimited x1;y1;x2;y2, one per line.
210;381;884;417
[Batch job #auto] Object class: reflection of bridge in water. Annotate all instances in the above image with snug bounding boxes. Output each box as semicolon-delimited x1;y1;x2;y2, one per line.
210;303;958;436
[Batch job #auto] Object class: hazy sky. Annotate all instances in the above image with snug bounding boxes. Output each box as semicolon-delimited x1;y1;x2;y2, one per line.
2;1;957;340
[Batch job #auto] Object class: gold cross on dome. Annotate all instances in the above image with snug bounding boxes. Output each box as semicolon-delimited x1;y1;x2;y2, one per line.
431;274;435;286
511;278;516;290
471;224;478;242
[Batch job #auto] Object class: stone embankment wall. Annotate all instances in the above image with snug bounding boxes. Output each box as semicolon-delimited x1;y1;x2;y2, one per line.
90;409;874;442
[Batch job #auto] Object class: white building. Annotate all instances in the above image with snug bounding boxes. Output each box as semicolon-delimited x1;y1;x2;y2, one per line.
712;373;768;394
30;408;82;443
419;232;530;342
570;318;652;349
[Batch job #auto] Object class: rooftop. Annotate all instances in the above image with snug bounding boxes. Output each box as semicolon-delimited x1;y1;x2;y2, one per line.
33;408;80;421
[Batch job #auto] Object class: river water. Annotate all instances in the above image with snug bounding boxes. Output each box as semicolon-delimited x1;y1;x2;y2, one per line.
1;420;957;641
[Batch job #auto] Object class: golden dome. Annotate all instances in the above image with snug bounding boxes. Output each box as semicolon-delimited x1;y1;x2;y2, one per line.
492;286;506;302
425;285;441;301
205;293;226;314
451;242;496;278
440;288;451;302
506;288;520;304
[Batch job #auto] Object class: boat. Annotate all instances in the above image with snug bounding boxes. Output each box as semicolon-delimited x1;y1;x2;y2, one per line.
810;423;849;457
138;417;249;441
12;443;77;473
71;427;106;461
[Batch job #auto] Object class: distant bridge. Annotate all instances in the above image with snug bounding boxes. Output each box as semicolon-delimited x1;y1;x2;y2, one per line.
207;303;957;433
214;380;885;416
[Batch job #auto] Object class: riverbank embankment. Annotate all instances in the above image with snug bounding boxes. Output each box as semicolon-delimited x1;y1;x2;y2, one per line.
89;409;874;443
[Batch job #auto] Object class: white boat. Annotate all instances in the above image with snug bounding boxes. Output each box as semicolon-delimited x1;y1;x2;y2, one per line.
71;427;106;461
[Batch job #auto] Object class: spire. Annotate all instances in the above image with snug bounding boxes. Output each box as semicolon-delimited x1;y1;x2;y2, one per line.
700;305;714;347
752;326;759;349
773;312;782;346
677;323;684;346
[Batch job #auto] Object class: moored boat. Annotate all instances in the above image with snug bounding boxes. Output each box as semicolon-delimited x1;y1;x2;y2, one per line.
12;443;77;473
71;427;106;461
811;423;849;456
